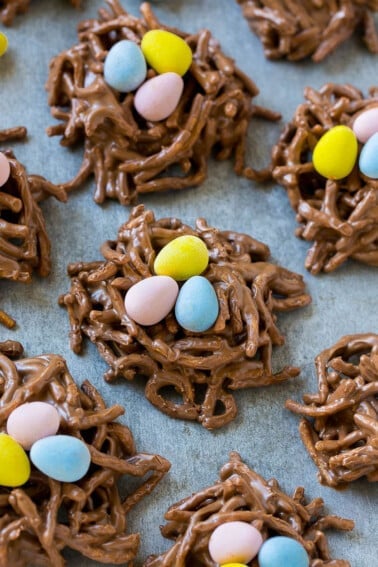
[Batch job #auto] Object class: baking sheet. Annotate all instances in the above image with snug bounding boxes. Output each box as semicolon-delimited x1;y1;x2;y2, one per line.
1;0;377;565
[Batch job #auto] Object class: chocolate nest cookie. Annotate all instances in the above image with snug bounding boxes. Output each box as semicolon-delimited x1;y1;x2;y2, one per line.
144;452;354;566
0;127;66;328
0;342;170;566
46;0;280;205
0;0;80;25
286;333;378;488
59;205;311;430
237;0;378;62
272;83;378;274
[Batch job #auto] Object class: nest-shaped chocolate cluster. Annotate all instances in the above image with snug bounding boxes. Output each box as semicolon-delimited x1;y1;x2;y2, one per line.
237;0;378;62
46;0;280;205
0;343;170;566
0;127;66;328
144;451;354;566
272;83;378;274
0;0;80;25
59;205;311;430
286;333;378;488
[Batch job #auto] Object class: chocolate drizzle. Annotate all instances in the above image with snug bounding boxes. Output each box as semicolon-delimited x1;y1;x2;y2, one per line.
237;0;378;62
0;0;80;25
0;345;170;566
59;205;311;429
0;127;66;328
144;452;354;567
286;333;378;488
46;0;280;205
272;83;378;274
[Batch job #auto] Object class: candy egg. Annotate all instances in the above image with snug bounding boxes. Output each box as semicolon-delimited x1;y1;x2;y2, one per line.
258;536;309;567
30;435;91;482
125;275;179;325
221;564;248;567
208;521;263;564
0;32;8;57
154;235;209;281
359;132;378;178
0;433;30;487
134;72;184;122
7;402;60;450
353;106;378;143
312;125;358;180
141;30;192;76
104;40;147;92
0;152;10;187
175;276;219;332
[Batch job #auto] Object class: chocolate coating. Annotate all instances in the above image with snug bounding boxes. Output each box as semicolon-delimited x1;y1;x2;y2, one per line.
272;83;378;274
0;0;80;25
0;345;170;566
286;333;378;488
0;127;66;328
59;205;311;430
237;0;378;62
144;452;354;566
46;0;280;205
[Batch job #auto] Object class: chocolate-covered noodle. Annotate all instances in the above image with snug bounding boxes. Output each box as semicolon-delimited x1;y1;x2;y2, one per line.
0;344;170;566
60;205;311;429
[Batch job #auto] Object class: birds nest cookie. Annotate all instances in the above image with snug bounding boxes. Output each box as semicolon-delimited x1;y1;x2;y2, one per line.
236;0;378;62
0;343;170;566
286;333;378;488
46;0;280;205
144;452;354;567
0;0;80;25
59;205;311;430
0;127;66;328
272;83;378;274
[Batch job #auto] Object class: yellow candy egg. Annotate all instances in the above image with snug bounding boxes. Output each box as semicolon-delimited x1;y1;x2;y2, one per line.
154;235;209;281
221;564;248;567
141;30;192;76
0;433;31;487
0;32;8;57
312;125;358;180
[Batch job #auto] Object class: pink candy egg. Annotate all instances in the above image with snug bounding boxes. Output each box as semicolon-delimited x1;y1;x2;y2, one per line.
125;275;179;326
352;106;378;143
208;521;263;564
134;72;184;122
0;152;10;186
7;402;60;450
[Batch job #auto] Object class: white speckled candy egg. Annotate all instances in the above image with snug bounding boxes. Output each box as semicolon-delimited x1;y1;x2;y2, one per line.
30;435;91;482
209;521;263;564
7;401;60;450
125;275;179;326
353;107;378;143
134;72;184;122
359;132;378;178
0;152;10;186
104;40;147;92
175;276;219;332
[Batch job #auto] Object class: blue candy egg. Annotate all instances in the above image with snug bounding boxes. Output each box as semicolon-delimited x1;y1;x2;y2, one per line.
359;132;378;178
104;40;147;92
258;536;309;567
30;435;91;483
175;276;219;332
